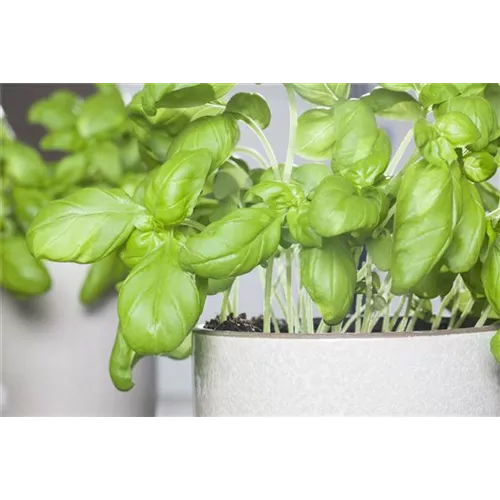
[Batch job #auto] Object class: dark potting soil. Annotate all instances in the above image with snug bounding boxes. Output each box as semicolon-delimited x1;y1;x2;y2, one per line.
203;313;490;333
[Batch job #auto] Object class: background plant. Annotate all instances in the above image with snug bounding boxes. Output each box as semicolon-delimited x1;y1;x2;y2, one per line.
24;83;500;390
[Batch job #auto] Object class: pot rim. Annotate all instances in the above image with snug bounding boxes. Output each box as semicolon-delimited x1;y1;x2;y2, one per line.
194;323;499;340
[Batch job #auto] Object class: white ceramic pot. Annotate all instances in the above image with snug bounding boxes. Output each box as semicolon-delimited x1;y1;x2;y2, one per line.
194;326;500;416
1;262;156;417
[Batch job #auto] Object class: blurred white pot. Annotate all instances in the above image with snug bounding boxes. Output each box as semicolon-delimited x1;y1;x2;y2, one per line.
194;326;500;416
1;262;156;417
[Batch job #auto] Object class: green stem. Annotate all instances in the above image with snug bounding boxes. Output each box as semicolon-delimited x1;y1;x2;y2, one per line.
355;295;363;332
396;294;413;332
316;320;330;334
182;219;206;232
386;128;414;176
487;207;500;219
307;296;314;333
283;84;298;183
233;146;269;169
389;296;407;331
285;249;294;333
246;119;279;175
263;258;274;333
453;298;475;330
231;278;239;315
431;280;459;330
475;305;492;328
407;299;424;332
447;294;463;329
361;256;373;333
220;289;231;322
342;304;366;333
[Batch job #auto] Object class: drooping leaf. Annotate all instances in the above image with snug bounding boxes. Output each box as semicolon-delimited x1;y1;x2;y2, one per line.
225;92;271;129
481;236;500;315
118;239;206;355
180;207;282;279
300;238;356;325
27;187;151;263
391;160;455;294
207;277;235;296
309;176;387;237
109;326;143;391
0;236;51;295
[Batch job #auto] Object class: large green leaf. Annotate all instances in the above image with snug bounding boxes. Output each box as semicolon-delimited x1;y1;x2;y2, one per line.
362;88;423;120
0;236;51;295
309;176;386;237
481;236;500;315
300;238;356;325
118;239;206;355
180;207;282;279
391;160;455;294
167;115;240;172
27;187;151;263
225;92;271;129
296;108;336;160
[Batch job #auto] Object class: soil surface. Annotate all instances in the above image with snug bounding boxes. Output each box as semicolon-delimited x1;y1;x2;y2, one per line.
203;313;489;333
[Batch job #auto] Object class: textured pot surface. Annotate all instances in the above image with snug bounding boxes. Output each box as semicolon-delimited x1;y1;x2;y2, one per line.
1;262;156;417
194;327;500;416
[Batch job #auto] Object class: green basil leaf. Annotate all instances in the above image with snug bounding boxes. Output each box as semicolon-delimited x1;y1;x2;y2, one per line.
453;83;487;97
481;235;500;315
443;178;486;273
300;238;356;325
109;326;142;391
244;181;299;210
476;182;499;212
2;142;50;187
12;187;51;231
419;84;461;108
120;228;168;269
52;153;88;194
435;112;481;147
118;135;141;172
309;176;386;237
27;187;151;263
225;92;271;129
165;332;193;360
412;266;455;299
491;330;500;365
462;261;485;298
362;88;423;120
463;152;496;183
144;150;212;226
208;198;239;223
296;108;336;160
287;202;322;248
290;163;331;195
212;160;252;200
485;83;500;129
180;207;282;279
414;119;456;167
40;128;85;152
119;239;206;355
366;229;392;272
86;142;123;185
77;90;126;139
28;90;79;131
167;115;240;172
0;236;51;295
119;172;147;199
436;96;497;151
141;84;176;115
144;83;234;113
207;277;235;296
391;160;455;294
80;251;128;305
291;84;350;106
332;128;391;187
379;84;415;92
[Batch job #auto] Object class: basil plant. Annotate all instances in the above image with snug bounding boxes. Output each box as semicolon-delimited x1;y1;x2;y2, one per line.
24;83;500;391
0;84;150;304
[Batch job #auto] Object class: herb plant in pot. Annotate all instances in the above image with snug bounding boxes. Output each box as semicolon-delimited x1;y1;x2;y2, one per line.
26;83;500;416
0;87;155;416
